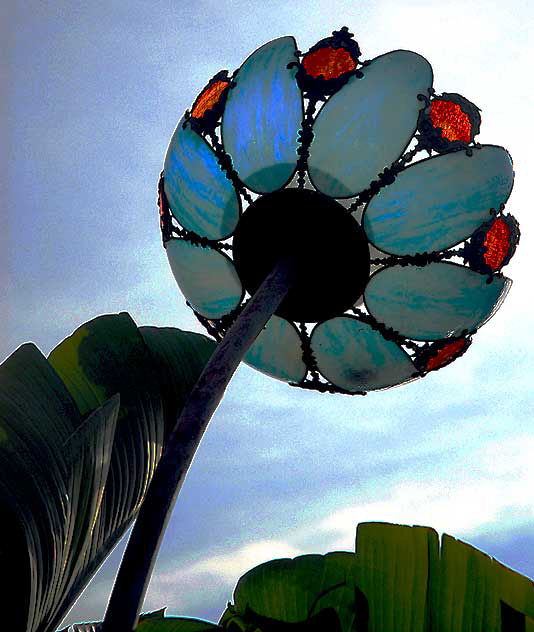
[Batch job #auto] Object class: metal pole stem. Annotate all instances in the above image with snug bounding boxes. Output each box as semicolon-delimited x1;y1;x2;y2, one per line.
101;257;297;632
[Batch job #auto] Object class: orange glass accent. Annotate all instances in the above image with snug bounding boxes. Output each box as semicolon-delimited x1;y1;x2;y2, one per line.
302;46;356;79
483;218;511;271
191;80;229;119
430;99;472;142
426;338;467;371
158;189;166;230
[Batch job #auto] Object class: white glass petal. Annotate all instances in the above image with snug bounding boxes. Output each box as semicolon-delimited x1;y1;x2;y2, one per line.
245;316;306;383
365;263;511;341
311;317;416;392
308;50;433;198
166;240;242;319
164;120;240;240
364;145;514;255
222;36;302;193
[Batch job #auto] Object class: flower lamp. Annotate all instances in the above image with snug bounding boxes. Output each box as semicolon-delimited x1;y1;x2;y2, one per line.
159;27;520;395
102;28;521;631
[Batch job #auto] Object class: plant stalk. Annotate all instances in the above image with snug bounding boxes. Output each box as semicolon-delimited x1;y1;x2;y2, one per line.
101;257;297;632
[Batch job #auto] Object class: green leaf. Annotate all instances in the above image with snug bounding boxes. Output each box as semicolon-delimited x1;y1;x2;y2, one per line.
219;551;367;632
352;523;534;631
0;314;215;632
49;396;119;631
139;326;215;438
432;532;534;632
353;522;438;632
48;315;215;630
0;343;119;632
354;523;534;632
219;522;534;632
49;314;165;595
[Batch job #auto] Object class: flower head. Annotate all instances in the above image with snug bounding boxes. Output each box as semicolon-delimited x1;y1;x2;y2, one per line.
160;28;519;394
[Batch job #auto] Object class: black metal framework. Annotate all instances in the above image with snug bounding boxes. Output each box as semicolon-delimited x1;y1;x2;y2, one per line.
159;28;519;396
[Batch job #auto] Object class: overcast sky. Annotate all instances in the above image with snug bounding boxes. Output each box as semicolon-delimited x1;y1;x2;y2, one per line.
3;0;534;627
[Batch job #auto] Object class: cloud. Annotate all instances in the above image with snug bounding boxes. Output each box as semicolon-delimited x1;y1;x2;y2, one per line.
145;539;303;612
138;431;534;621
142;433;534;616
314;434;534;551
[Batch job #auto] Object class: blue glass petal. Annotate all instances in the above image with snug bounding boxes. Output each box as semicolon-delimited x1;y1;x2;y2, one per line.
364;145;514;255
164;119;240;240
221;36;302;193
364;263;511;341
166;240;242;319
245;316;306;383
308;50;433;198
311;317;417;392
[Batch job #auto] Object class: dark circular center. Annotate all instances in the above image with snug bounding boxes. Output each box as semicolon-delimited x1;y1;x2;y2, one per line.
232;188;370;322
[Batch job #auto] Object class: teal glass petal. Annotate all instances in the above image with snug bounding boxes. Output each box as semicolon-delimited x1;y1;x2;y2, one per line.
245;316;306;383
308;50;433;198
166;240;242;318
221;36;302;193
164;119;240;240
311;317;417;392
365;263;511;341
364;145;514;255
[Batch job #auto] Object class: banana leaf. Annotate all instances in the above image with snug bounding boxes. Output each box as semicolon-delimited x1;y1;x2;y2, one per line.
67;521;533;630
219;551;366;632
0;314;215;632
218;522;534;632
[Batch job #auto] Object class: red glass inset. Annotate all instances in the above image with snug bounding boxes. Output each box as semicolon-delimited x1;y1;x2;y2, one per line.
426;338;468;372
302;46;356;80
483;217;511;271
430;99;472;142
191;80;229;119
158;189;166;231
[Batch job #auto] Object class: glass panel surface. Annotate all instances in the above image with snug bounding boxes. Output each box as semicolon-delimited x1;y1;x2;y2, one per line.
311;317;416;392
164;119;240;240
166;240;242;319
245;316;306;383
364;262;511;341
363;145;514;255
308;50;433;198
222;36;302;193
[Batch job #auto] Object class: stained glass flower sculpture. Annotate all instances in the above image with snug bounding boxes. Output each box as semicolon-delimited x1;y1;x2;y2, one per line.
101;28;522;632
159;27;519;395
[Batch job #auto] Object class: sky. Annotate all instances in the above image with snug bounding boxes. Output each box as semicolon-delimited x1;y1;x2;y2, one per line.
2;0;534;627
